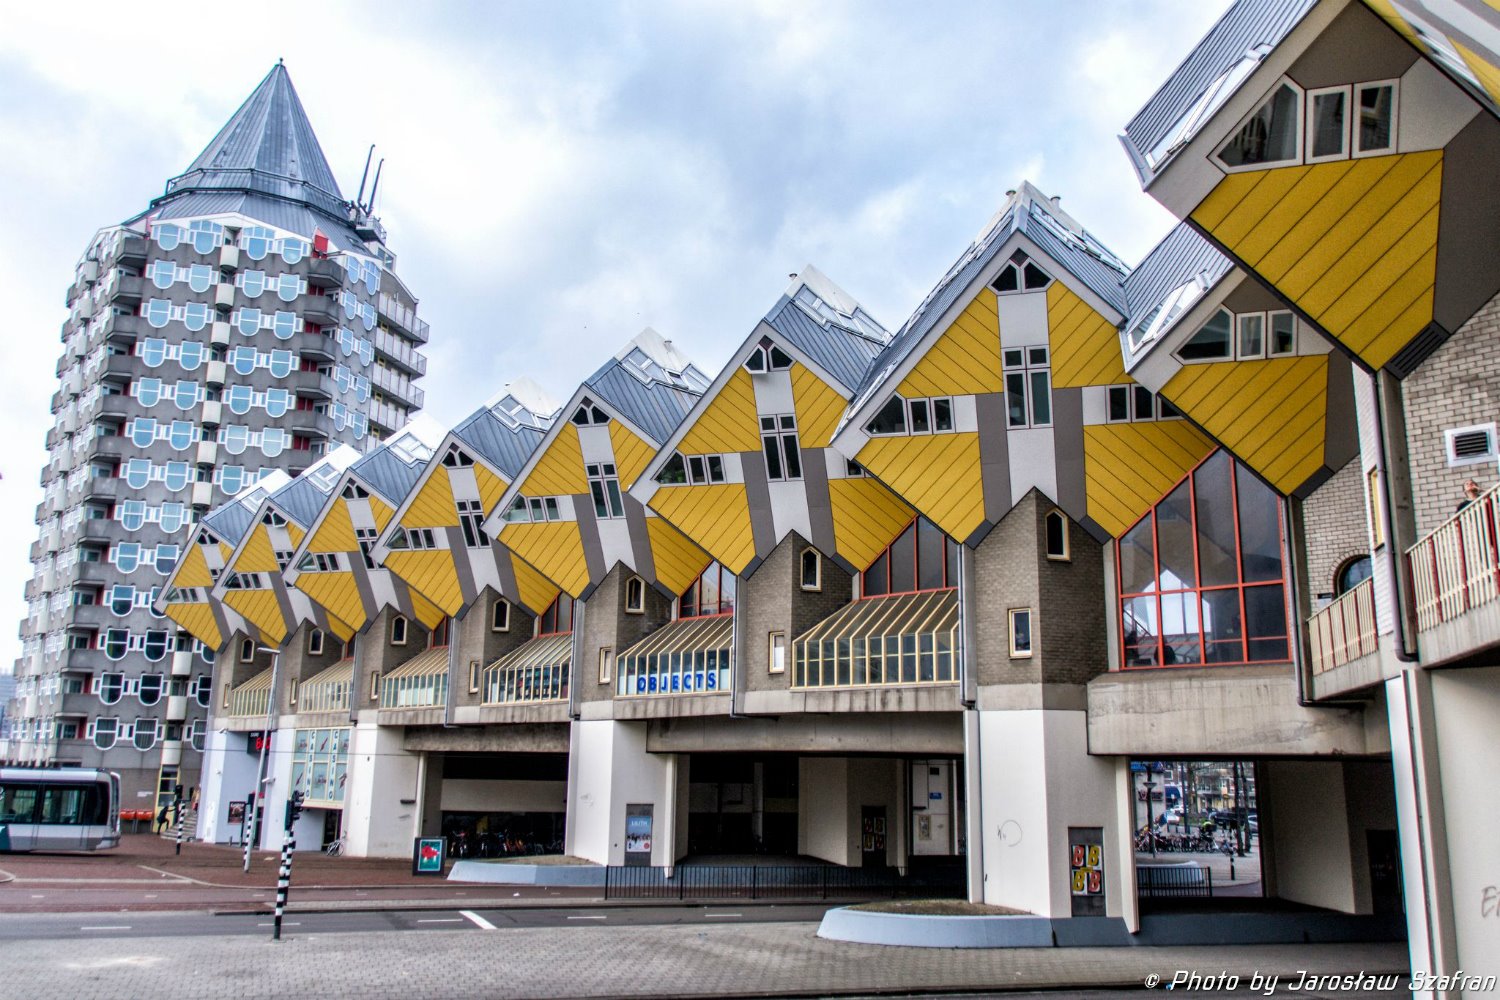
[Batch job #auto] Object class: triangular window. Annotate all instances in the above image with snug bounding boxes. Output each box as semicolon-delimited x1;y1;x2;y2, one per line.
1217;82;1301;169
1178;309;1233;361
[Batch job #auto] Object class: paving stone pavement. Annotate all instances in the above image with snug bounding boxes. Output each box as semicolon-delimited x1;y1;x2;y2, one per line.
0;921;1408;1000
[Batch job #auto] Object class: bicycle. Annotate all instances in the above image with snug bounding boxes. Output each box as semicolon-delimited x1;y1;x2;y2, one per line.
324;836;346;857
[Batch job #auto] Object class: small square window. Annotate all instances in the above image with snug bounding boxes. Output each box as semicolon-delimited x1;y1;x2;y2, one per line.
491;600;511;633
288;678;299;706
369;670;381;701
1268;311;1296;357
768;632;787;674
1009;608;1033;658
598;647;614;685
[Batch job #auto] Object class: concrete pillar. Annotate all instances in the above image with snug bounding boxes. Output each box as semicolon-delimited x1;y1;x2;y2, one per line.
343;721;422;857
963;711;986;903
976;708;1123;919
1386;670;1459;997
798;757;851;865
418;752;445;838
197;729;258;844
1262;760;1357;911
564;719;679;866
260;727;319;851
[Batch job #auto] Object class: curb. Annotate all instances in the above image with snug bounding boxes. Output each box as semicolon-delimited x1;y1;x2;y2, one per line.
213;897;851;916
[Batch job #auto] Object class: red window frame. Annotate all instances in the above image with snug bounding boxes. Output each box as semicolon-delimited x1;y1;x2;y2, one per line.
679;561;735;619
861;516;959;598
537;593;574;636
1116;449;1290;670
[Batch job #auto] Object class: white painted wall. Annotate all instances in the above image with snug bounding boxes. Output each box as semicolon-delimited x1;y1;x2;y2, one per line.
1264;760;1356;912
799;757;850;865
344;722;422;858
440;779;565;814
1431;666;1500;991
565;719;679;865
978;709;1122;917
197;729;258;844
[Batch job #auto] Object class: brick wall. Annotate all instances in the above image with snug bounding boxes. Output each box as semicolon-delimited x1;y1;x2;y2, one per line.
1035;502;1109;686
577;564;671;707
448;589;536;708
739;533;853;692
972;492;1043;687
1299;458;1367;601
1402;292;1500;537
278;622;346;714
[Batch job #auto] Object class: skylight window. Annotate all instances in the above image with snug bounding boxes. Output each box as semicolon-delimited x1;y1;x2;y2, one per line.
1145;47;1268;170
1128;277;1206;352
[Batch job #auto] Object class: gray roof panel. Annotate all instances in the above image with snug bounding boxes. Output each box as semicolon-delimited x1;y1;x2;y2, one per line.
202;502;255;545
1123;223;1235;339
269;476;330;529
453;409;545;480
585;361;701;445
763;296;885;394
352;446;424;504
1122;0;1316;183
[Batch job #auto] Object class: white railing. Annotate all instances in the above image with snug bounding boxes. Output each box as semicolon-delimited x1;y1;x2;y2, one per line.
1307;578;1377;674
1408;484;1500;632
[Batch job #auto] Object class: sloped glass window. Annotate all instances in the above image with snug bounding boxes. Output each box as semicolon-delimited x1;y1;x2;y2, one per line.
1179;309;1233;361
1217;83;1300;168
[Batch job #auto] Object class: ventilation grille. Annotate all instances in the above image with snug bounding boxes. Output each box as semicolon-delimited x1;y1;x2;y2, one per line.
1446;424;1497;467
1387;321;1450;378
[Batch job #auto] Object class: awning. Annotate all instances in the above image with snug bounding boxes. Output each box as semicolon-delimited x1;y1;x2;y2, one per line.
483;633;573;705
227;668;274;717
794;590;959;688
297;658;352;714
379;646;450;710
617;614;733;696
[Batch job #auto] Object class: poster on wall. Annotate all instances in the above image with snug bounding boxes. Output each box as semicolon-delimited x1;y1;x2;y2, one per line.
1068;827;1106;917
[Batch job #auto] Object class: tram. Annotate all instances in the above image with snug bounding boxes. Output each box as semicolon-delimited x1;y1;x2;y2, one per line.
0;767;120;851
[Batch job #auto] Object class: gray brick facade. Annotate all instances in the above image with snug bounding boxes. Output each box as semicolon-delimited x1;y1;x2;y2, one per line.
1299;458;1367;602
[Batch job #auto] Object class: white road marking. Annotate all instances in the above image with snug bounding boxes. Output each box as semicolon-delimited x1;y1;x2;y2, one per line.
566;915;606;920
80;925;131;931
460;910;496;930
704;913;742;918
144;895;157;899
256;922;300;927
416;918;462;923
30;894;45;899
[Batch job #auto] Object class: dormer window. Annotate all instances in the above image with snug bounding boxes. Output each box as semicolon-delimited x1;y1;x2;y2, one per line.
990;253;1051;295
744;340;794;373
1217;82;1302;169
571;401;610;426
441;446;475;468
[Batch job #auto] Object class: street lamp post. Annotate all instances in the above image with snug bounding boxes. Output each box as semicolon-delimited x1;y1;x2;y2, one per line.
1143;773;1157;857
243;647;281;873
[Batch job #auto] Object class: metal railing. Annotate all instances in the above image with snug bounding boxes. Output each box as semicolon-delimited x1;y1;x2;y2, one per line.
1307;577;1377;674
602;863;965;901
1408;483;1500;632
1136;864;1214;898
227;682;271;719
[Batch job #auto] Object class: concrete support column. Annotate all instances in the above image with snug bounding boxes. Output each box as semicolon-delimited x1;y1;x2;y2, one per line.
564;719;679;866
261;727;319;851
343;721;423;857
197;729;257;844
963;711;986;903
976;708;1123;919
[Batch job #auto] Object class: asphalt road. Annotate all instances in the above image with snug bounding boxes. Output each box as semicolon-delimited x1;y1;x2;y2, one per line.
0;903;836;941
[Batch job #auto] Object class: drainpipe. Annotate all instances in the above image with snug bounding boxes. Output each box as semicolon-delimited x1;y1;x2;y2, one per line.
1373;371;1419;663
567;598;585;722
442;606;465;728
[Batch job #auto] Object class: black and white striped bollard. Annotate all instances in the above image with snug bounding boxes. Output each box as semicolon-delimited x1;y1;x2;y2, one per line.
174;783;184;856
242;794;256;872
273;835;295;940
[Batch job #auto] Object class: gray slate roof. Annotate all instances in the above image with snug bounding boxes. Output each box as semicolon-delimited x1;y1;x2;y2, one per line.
1123;224;1234;337
586;361;703;446
453;408;546;481
1121;0;1316;184
763;296;886;395
270;476;332;529
136;191;370;251
352;446;426;504
854;188;1129;403
202;502;256;547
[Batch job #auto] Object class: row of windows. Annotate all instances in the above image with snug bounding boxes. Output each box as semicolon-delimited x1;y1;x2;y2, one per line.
866;396;955;436
1179;308;1297;363
95;672;211;708
656;452;728;485
1105;385;1184;424
234;270;307;302
1218;78;1397;171
86;717;205;752
116;501;193;533
502;495;563;523
109;542;178;575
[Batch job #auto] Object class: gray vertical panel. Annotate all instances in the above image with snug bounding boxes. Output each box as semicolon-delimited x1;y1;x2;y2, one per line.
1323;352;1360;473
1051;387;1087;522
1433;115;1500;334
350;564;378;620
491;545;520;606
803;450;838;557
445;526;478;604
741;451;777;560
624;496;657;586
975;393;1012;526
574;499;607;586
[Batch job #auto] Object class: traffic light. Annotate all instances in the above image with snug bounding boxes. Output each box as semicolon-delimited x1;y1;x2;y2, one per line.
285;790;306;829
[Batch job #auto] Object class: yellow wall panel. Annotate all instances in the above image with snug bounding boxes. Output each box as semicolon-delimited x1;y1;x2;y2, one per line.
1192;152;1441;370
383;549;464;615
235;525;278;573
1083;422;1214;538
511;556;562;618
521;423;588;498
856;433;985;543
679;368;763;455
369;495;395;533
285;522;305;551
1164;357;1328;495
608;421;655;490
402;468;460;529
500;521;591;597
829;478;916;570
308;499;357;554
1048;282;1129;388
409;591;447;630
791;364;847;449
163;602;221;649
173;544;215;589
473;464;509;518
323;615;355;643
898;292;1003;397
647;484;756;574
646;517;714;597
292;571;367;634
224;590;287;646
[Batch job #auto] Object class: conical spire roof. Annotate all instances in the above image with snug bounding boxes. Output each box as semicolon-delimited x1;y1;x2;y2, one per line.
155;62;348;223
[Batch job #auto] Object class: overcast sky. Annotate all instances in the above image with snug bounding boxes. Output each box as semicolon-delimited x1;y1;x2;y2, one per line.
0;0;1227;667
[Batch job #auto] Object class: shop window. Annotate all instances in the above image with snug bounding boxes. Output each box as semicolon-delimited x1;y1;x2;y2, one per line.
1118;450;1288;668
1009;609;1033;658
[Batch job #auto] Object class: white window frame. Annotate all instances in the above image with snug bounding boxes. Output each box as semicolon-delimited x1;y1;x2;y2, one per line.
768;631;787;674
307;628;324;657
625;576;646;614
390;615;409;646
1008;608;1034;659
1445;423;1498;468
1003;347;1052;429
369;669;381;700
1215;78;1305;173
586;463;627;520
761;414;803;482
468;659;481;695
1045;510;1070;562
800;549;822;592
288;677;299;707
1305;85;1352;164
1236;311;1267;360
239;637;255;663
598;646;614;685
1352;79;1399;158
1267;310;1298;358
491;599;511;633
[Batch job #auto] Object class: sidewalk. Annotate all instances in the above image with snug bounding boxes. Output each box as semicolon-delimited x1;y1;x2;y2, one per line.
0;921;1408;1000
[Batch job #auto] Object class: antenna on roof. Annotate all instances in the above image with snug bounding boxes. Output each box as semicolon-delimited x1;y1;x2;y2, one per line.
355;145;375;210
367;158;385;212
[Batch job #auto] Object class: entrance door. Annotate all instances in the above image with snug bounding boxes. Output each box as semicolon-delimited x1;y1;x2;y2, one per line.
860;806;887;869
1367;830;1403;916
